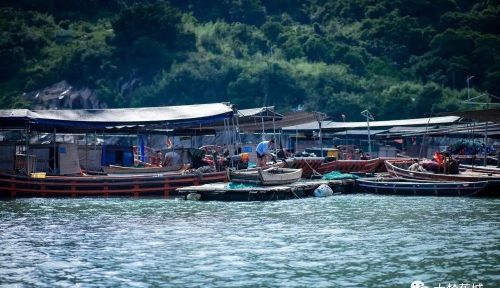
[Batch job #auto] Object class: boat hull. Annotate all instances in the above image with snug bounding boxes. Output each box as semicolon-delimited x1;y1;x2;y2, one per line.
384;160;500;197
385;160;500;182
356;178;489;197
286;157;411;178
0;171;227;198
102;164;187;174
228;167;302;185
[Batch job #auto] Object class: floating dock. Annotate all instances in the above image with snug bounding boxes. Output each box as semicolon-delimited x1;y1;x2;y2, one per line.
177;179;355;201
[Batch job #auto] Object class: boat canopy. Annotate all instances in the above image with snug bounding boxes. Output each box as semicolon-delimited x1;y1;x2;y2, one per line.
0;103;234;132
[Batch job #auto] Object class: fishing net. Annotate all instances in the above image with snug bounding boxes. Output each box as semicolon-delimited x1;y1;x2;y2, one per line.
321;171;359;180
227;182;260;189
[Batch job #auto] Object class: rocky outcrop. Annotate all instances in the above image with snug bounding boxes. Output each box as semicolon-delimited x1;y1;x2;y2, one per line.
23;80;106;109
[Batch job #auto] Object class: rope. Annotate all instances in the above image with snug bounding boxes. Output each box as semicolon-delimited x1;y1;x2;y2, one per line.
291;189;301;199
302;159;323;179
388;161;401;179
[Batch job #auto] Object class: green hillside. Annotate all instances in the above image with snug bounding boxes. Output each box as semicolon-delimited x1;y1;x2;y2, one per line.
1;0;499;120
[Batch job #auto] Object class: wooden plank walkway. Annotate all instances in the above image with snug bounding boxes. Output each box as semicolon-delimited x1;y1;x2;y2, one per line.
177;179;355;201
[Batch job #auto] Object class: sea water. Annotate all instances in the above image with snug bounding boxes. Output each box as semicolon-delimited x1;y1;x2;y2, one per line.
0;195;498;287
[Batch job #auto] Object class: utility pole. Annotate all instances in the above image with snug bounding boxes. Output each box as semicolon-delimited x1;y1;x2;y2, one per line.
361;110;374;158
342;114;347;148
315;112;327;157
466;75;475;102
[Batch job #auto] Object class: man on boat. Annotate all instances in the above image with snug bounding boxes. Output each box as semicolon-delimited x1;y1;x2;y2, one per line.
256;138;274;167
409;159;425;172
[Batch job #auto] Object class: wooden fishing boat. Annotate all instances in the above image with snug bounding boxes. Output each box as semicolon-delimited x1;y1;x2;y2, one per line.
285;157;411;178
385;160;500;182
0;103;237;198
459;164;500;174
0;170;228;198
228;167;302;185
316;158;409;174
284;157;323;178
102;163;189;174
356;177;489;197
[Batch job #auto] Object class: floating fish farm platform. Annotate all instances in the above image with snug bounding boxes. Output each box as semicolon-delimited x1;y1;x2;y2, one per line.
177;179;355;201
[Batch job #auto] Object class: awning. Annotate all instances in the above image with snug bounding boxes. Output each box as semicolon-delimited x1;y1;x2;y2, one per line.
442;108;500;123
0;103;234;132
204;110;319;132
282;116;461;132
237;106;284;119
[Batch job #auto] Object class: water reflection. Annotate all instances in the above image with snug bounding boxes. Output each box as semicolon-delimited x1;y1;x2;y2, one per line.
0;196;498;287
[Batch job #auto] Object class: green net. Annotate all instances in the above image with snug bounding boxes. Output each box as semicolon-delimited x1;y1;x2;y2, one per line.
321;171;359;180
227;182;260;189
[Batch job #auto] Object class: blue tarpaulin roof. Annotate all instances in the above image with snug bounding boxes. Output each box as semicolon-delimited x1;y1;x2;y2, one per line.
0;103;234;132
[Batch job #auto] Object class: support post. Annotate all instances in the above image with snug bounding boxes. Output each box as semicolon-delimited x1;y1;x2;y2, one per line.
319;120;323;157
484;103;489;166
295;126;299;155
272;114;276;144
261;114;265;141
53;128;57;175
361;110;374;158
26;124;30;175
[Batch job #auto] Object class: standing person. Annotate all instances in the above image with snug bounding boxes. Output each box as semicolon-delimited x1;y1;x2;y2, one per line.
156;150;164;167
256;138;274;167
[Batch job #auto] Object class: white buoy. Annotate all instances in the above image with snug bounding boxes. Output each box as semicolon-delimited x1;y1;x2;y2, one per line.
313;184;333;197
186;193;201;201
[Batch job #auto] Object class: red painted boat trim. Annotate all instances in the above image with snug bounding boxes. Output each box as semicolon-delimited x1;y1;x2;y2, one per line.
0;171;228;198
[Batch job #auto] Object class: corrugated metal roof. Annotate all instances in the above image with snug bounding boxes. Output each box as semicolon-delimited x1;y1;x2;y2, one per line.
282;116;461;131
387;126;435;133
237;106;284;119
331;129;387;136
205;111;319;132
442;108;500;123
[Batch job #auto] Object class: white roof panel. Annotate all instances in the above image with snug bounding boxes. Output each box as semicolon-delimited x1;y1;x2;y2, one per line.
282;116;461;131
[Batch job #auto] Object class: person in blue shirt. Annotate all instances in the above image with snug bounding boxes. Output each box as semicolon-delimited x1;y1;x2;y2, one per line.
256;138;274;167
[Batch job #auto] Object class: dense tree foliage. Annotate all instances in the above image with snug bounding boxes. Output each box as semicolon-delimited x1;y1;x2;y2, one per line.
0;0;498;120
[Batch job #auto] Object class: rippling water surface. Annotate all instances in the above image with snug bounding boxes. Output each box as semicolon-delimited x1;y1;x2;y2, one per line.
0;195;498;287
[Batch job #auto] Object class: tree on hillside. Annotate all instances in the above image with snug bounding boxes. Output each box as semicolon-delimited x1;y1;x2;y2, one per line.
112;1;195;75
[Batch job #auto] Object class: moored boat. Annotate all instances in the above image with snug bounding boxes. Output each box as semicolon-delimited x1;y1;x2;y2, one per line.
316;157;408;175
0;170;227;198
284;157;323;177
356;177;489;197
459;164;500;174
286;157;411;178
385;160;500;182
0;103;238;198
228;167;302;185
102;163;189;174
